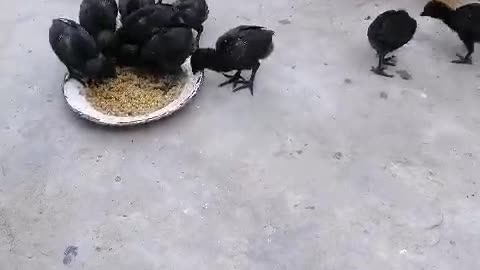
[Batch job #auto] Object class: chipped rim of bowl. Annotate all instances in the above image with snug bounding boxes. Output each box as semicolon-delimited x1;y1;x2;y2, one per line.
62;57;204;126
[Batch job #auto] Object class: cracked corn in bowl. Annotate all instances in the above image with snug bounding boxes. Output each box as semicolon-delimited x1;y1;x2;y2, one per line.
86;68;185;117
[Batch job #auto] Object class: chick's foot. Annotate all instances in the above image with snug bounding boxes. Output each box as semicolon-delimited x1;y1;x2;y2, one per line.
451;53;473;64
233;80;255;96
219;71;245;87
371;66;394;78
384;55;397;66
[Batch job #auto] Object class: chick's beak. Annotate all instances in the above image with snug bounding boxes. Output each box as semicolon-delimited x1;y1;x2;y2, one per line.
420;11;425;16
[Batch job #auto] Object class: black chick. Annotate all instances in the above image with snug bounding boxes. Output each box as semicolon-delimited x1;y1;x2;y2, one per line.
116;44;141;66
116;5;180;45
171;0;209;45
367;10;417;77
140;26;194;73
191;25;274;96
421;1;480;64
119;0;156;23
79;0;118;54
49;18;116;82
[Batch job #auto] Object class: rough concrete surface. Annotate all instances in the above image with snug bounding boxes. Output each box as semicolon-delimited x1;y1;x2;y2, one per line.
1;0;480;269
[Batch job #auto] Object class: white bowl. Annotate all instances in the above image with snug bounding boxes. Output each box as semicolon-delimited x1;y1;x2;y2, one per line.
62;58;204;126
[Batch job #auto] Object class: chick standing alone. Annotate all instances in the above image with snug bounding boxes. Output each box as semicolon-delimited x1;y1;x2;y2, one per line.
191;25;275;95
367;10;417;77
421;1;480;64
79;0;118;54
49;18;116;82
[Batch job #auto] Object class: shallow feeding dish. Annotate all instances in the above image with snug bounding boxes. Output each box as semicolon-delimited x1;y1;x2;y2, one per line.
62;58;203;126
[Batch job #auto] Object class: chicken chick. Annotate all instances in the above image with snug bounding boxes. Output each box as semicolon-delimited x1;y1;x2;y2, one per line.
191;25;274;96
367;10;417;77
119;0;156;23
49;18;116;82
140;26;194;73
421;1;480;64
116;5;180;45
79;0;118;55
116;44;141;66
171;0;209;45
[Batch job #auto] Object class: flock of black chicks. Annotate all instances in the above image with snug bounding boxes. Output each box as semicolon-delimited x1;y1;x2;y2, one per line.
49;0;275;95
369;1;480;77
49;0;480;95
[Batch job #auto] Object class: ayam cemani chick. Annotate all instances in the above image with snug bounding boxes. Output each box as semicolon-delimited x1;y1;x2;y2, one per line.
367;10;417;77
191;25;274;96
79;0;118;55
119;0;156;23
115;4;181;65
140;26;194;73
421;1;480;64
49;18;116;82
166;0;209;45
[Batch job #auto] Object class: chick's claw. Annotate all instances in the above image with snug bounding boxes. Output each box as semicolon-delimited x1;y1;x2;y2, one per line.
371;66;394;78
233;81;254;96
451;53;473;64
384;55;396;61
384;56;397;66
219;71;245;87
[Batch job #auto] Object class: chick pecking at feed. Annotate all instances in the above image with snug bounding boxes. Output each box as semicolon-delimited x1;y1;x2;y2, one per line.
79;0;118;55
191;25;274;96
49;18;116;82
119;0;156;23
140;26;195;74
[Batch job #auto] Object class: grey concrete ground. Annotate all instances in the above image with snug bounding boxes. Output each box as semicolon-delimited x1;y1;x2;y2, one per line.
1;0;480;269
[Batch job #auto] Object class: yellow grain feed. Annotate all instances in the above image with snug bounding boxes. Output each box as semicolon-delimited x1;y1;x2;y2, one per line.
87;68;185;117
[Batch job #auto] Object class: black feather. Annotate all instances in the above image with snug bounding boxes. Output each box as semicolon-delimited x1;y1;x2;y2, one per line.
172;0;209;41
117;5;181;45
119;0;156;22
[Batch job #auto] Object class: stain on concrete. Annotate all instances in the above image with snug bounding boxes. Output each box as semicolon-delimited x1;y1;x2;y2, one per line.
396;70;412;80
278;19;292;25
333;152;343;160
0;209;16;253
63;246;78;265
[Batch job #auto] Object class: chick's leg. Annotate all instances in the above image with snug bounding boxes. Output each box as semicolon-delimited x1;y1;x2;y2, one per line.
233;62;260;96
371;53;393;78
384;55;397;66
452;39;474;64
195;25;204;47
219;70;245;87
